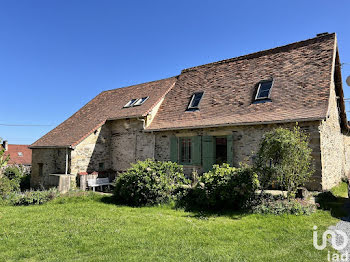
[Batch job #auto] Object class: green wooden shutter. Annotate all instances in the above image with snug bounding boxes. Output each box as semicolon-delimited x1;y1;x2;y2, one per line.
227;134;233;166
202;136;215;172
191;136;201;165
170;136;178;162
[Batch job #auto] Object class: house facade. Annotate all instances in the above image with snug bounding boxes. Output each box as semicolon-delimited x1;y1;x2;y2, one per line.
30;33;350;191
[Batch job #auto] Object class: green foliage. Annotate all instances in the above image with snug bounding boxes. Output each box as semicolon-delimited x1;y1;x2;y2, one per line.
3;188;58;206
178;164;260;210
254;126;314;198
113;159;190;206
252;198;317;215
0;165;28;197
0;176;18;197
250;193;317;215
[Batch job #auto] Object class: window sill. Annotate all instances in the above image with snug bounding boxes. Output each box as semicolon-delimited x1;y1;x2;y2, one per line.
252;99;272;104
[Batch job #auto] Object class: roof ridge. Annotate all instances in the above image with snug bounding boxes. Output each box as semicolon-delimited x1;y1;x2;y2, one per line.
102;75;178;93
182;33;336;73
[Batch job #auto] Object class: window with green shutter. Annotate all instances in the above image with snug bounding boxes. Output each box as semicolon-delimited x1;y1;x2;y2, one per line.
170;136;202;165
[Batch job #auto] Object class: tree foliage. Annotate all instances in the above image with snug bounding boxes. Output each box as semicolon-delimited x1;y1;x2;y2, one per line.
254;126;314;198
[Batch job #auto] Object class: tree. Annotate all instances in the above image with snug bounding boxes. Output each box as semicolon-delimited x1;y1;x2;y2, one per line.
0;138;9;171
254;126;314;199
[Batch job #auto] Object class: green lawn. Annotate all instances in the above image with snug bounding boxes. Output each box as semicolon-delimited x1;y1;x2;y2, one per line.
0;193;340;262
331;182;348;198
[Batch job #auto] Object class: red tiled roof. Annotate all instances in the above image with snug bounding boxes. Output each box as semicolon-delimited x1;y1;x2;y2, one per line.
30;77;176;148
3;145;32;165
147;33;338;130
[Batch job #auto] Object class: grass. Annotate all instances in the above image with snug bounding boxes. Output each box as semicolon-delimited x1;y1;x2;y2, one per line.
0;193;341;262
331;181;348;198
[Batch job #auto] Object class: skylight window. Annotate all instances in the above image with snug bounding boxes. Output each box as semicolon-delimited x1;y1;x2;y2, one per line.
124;99;137;108
187;92;204;110
18;152;23;157
255;80;273;100
133;96;149;106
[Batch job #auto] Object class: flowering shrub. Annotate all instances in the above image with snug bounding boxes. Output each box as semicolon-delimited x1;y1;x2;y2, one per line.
177;164;260;210
113;159;190;206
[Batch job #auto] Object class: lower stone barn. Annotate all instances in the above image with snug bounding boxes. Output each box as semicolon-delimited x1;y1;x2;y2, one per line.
30;33;350;191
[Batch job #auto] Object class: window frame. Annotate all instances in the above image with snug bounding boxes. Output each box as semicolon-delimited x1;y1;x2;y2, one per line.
123;99;137;108
133;96;149;106
179;137;192;164
255;79;274;100
187;91;204;110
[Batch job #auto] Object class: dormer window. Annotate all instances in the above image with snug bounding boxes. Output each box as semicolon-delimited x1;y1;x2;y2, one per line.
255;80;273;100
124;99;137;108
187;92;204;110
133;96;149;106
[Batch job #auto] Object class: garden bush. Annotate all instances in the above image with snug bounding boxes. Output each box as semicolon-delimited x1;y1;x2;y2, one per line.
254;126;314;199
178;164;259;210
251;195;317;215
3;188;59;206
0;175;17;197
0;165;29;197
113;159;190;206
3;165;29;191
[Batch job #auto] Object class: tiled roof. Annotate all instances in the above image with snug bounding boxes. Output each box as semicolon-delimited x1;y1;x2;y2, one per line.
3;145;32;165
30;77;176;148
147;33;337;130
31;33;343;147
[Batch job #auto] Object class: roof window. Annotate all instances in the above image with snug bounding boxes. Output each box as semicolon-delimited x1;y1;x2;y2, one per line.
18;152;23;157
187;92;204;110
133;96;149;106
124;99;137;108
255;80;273;100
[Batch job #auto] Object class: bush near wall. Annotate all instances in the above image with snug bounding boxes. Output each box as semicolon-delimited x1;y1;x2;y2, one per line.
254;126;314;199
2;189;59;206
177;164;260;210
0;165;30;197
113;159;190;206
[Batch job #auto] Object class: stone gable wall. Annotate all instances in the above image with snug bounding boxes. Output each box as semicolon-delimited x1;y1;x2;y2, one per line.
70;123;111;175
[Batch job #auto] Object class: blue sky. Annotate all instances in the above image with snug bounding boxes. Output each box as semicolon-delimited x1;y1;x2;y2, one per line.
1;0;350;145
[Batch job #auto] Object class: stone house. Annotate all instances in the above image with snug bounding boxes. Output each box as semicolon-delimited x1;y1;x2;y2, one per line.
30;33;350;191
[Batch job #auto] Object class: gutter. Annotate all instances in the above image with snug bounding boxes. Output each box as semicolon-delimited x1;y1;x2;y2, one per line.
144;116;326;132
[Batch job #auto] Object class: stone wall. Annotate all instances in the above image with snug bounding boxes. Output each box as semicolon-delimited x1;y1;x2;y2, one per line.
110;119;155;172
70;123;111;175
31;148;69;187
154;121;323;190
319;79;350;189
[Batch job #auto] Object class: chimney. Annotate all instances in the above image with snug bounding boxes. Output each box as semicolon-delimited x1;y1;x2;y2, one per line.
2;140;8;151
